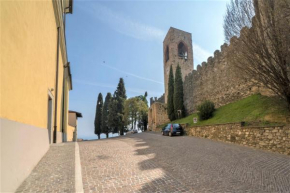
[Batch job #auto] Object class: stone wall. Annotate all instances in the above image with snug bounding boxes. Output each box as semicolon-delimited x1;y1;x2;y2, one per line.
185;123;290;155
183;42;259;114
150;94;165;106
148;102;170;132
183;37;274;114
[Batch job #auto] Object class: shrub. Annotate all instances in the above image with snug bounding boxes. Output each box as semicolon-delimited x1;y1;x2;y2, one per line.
197;101;215;121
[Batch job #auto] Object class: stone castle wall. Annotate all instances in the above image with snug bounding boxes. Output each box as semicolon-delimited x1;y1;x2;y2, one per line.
183;42;257;114
183;30;275;114
185;123;290;155
148;102;170;131
150;94;165;106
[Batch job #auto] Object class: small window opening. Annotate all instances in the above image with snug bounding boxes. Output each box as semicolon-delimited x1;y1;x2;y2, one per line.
165;46;169;62
178;42;188;60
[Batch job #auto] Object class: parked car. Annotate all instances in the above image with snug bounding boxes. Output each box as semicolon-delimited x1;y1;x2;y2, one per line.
162;124;184;137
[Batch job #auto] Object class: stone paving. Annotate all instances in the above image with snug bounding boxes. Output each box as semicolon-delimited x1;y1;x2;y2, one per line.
79;132;290;193
16;143;75;193
16;132;290;193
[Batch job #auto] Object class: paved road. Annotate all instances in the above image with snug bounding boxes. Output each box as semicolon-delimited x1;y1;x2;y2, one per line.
16;132;290;193
79;132;290;193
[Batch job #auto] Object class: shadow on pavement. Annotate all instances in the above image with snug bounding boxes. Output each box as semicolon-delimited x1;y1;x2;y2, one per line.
127;132;290;193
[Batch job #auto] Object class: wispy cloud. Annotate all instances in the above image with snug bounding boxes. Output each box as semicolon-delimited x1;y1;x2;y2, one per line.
74;79;115;89
81;2;212;68
99;63;164;85
74;79;163;96
192;43;212;65
81;3;166;41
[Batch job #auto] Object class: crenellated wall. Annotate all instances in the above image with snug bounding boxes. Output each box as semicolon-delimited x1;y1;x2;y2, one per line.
183;41;258;114
183;28;274;114
150;94;165;106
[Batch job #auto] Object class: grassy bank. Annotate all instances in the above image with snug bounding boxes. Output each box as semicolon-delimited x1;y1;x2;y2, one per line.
158;94;289;128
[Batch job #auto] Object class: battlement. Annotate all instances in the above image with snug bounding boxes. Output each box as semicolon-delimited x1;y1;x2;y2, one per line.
150;94;165;106
184;25;252;82
183;25;256;114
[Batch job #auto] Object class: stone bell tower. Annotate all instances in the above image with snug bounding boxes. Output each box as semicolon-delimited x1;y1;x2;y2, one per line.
163;27;194;103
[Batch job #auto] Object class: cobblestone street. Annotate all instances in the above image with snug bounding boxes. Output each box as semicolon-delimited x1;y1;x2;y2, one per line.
16;132;290;193
79;132;290;193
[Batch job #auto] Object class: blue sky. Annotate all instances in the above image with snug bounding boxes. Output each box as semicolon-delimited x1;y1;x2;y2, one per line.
66;0;230;139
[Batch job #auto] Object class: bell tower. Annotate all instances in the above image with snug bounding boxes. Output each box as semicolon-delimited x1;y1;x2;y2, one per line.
163;27;194;103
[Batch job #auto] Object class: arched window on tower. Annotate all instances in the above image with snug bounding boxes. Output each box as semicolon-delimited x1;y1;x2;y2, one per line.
178;42;188;60
165;46;169;62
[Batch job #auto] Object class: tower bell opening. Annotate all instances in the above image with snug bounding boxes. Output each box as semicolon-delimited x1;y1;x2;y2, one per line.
178;42;188;60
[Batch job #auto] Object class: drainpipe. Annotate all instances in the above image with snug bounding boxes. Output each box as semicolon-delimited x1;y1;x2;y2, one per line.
61;75;65;142
53;27;60;143
62;63;69;142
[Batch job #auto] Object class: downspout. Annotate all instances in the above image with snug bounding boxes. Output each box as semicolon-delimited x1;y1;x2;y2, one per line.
53;27;60;143
62;63;69;142
61;75;65;142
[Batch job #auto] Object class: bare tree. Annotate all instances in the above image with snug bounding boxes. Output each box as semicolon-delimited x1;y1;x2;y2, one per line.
227;0;290;110
224;0;255;43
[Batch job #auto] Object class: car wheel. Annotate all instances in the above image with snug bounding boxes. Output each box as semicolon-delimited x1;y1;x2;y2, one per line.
169;132;172;137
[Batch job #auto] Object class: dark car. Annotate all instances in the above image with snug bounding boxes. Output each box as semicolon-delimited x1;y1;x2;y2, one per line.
162;124;184;137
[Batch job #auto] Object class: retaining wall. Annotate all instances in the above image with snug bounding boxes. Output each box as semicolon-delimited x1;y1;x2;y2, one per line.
185;123;290;155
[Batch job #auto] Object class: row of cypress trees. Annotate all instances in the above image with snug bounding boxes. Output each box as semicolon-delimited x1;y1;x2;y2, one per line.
167;64;185;121
94;78;127;139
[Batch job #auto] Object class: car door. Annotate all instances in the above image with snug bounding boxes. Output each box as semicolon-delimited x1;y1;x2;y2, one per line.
164;124;171;135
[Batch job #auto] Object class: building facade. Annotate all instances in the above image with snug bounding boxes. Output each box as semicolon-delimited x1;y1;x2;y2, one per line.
67;111;83;142
1;0;73;192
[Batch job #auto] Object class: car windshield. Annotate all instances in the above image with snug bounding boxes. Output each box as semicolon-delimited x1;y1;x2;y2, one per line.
173;124;180;128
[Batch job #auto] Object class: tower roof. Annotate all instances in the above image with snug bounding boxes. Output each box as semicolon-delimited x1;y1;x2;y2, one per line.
163;27;192;43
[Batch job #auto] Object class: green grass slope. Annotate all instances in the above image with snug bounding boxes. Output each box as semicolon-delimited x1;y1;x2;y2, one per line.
158;94;289;128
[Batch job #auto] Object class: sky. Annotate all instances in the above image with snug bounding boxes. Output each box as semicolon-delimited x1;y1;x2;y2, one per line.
66;0;230;140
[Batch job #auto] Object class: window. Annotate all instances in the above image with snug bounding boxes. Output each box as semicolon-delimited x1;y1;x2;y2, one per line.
165;46;169;62
178;42;188;60
173;124;180;129
165;124;171;130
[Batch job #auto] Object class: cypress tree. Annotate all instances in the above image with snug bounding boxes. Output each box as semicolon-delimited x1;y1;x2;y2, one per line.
102;92;112;138
141;92;148;131
167;65;176;121
115;78;127;135
173;64;185;119
108;92;118;134
94;93;103;139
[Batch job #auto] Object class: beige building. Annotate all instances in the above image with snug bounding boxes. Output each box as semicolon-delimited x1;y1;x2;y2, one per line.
1;0;74;192
67;111;83;142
